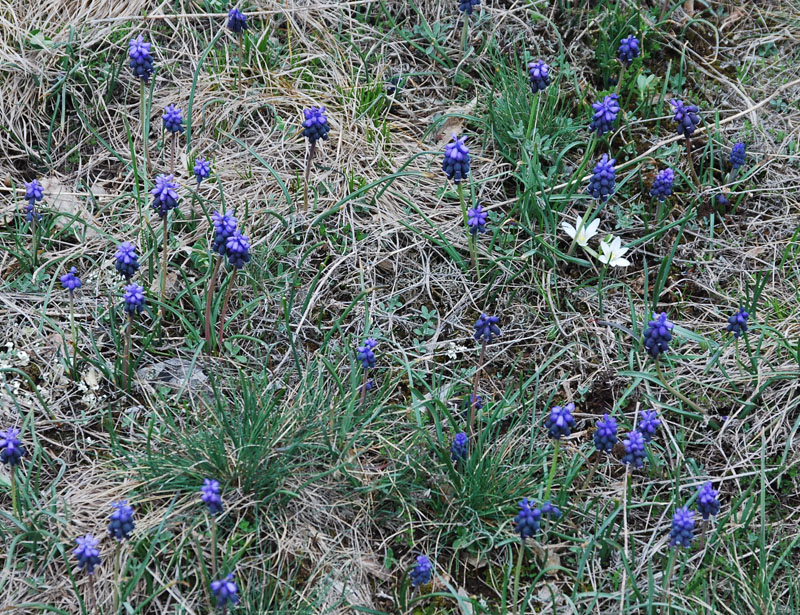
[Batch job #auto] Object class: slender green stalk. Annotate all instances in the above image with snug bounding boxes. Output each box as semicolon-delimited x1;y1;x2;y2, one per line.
512;540;525;615
457;183;477;271
210;516;218;578
217;271;236;351
237;33;244;90
525;92;540;141
661;548;676;615
140;80;150;176
684;136;700;189
543;440;560;501
88;573;97;614
123;313;133;390
461;14;469;53
698;518;708;550
359;370;368;407
30;215;38;269
170;133;176;175
616;62;626;94
204;256;223;351
469;339;487;435
113;542;121;615
654;358;704;415
303;141;316;212
10;469;18;518
69;291;78;379
580;455;599;490
159;216;168;320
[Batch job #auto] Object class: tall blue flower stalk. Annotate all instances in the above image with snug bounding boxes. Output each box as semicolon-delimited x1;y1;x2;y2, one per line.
211;572;239;612
228;7;248;90
458;0;479;52
162;104;184;174
202;478;223;576
544;402;575;501
60;267;81;379
670;99;702;186
108;500;135;614
205;210;238;351
301;106;330;211
616;34;640;93
24;179;44;268
526;59;550;142
129;35;154;175
582;413;618;488
696;481;720;548
471;314;500;434
151;174;180;320
122;283;146;389
356;337;378;406
1;427;26;517
442;134;477;272
729;141;746;183
74;534;102;611
217;228;251;350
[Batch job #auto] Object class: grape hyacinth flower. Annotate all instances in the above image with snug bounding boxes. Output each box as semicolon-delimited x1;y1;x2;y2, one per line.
697;482;720;520
669;506;695;548
726;307;749;338
227;7;248;33
211;573;239;608
217;228;251;349
587;154;616;201
24;179;44;265
123;284;146;315
151;174;180;219
618;34;640;64
593;414;618;453
205;211;238;348
115;242;140;281
60;267;81;292
670;99;701;137
546;403;576;440
302;107;330;211
450;432;468;463
638;410;661;443
622;430;646;469
442;134;470;184
108;500;135;541
589;94;620;136
650;168;675;202
24;202;42;223
458;0;479;14
716;193;729;209
24;179;44;206
410;554;433;588
1;427;25;516
541;501;562;519
357;338;378;369
643;312;674;359
128;35;154;82
730;142;746;173
528;59;551;94
467;203;488;235
194;156;211;185
74;534;102;574
469;394;484;411
162;104;184;134
202;478;223;515
473;314;501;343
513;498;542;540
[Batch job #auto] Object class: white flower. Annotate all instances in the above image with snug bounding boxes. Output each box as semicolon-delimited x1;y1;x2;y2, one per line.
598;235;631;267
561;215;601;247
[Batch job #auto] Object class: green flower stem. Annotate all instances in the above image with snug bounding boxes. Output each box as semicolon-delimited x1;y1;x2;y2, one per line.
210;515;218;578
565;137;598;256
654;358;704;415
461;14;469;53
170;133;176;175
359;370;368;407
457;183;477;271
217;271;236;352
469;338;487;435
525;91;541;142
140;80;150;176
544;439;560;501
123;313;133;390
661;548;676;615
30;215;38;269
204;256;223;351
512;540;525;615
159;215;168;321
303;141;316;212
10;468;18;518
698;518;708;550
616;62;626;95
684;136;700;189
580;455;600;491
237;33;244;91
113;542;121;615
69;290;78;380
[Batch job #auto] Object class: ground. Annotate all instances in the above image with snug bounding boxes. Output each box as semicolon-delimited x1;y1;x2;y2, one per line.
1;0;800;614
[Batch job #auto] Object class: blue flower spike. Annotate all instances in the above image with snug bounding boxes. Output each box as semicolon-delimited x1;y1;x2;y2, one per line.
458;0;480;15
727;307;749;338
650;168;675;202
201;478;223;515
473;313;501;343
697;482;720;520
622;430;646;469
0;428;26;466
128;35;154;81
587;154;616;202
467;203;488;235
115;242;140;281
356;338;377;369
638;410;661;443
593;414;618;452
162;104;184;134
227;7;248;33
410;554;433;588
123;284;146;315
108;500;135;541
730;142;746;171
513;498;542;540
225;230;251;269
643;312;674;359
150;174;181;218
670;99;701;137
211;573;239;607
669;506;695;548
450;432;469;463
73;534;102;575
618;34;640;64
546;403;576;440
442;134;470;184
541;501;562;520
194;157;211;184
302;107;330;145
528;59;551;94
589;94;620;136
60;267;82;293
24;180;44;223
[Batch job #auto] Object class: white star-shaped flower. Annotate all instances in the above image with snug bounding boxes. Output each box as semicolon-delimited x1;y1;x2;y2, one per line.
598;235;631;267
561;215;601;247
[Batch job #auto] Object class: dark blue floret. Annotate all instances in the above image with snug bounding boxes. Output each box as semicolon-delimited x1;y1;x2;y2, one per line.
410;554;433;587
73;535;102;575
473;313;500;342
589;94;620;136
356;338;377;369
669;506;695;548
24;179;44;206
670;99;701;137
638;410;661;443
162;104;184;134
24;203;42;223
150;174;180;218
128;35;154;82
528;59;551;94
469;394;484;410
541;501;562;519
593;414;618;452
730;142;746;170
212;211;238;257
194;157;211;184
618;34;640;64
458;0;480;15
115;242;140;280
726;307;749;338
201;478;223;515
225;230;250;269
650;168;674;201
227;8;248;33
643;312;674;358
697;482;720;520
60;267;82;292
442;134;470;184
716;193;729;209
302;107;330;145
450;432;468;463
108;500;135;541
0;428;26;466
513;498;542;540
211;573;239;607
123;284;146;315
546;402;576;440
587;154;616;202
622;430;646;469
467;203;488;235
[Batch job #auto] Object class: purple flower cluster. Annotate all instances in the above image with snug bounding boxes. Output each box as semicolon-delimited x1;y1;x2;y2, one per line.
194;157;211;184
589;94;620;136
115;242;140;280
162;104;184;134
696;482;720;520
618;34;640;64
356;338;378;369
151;174;181;218
671;99;701;137
622;430;646;469
546;402;576;440
128;35;154;81
225;230;251;269
643;312;674;358
593;414;618;452
201;478;223;515
212;210;238;256
450;432;468;463
73;534;102;575
211;573;239;607
458;0;480;15
669;506;695;548
60;267;82;292
227;8;248;33
302;107;330;145
108;500;135;541
410;554;433;587
587;154;616;201
123;284;146;315
650;168;674;201
730;142;746;170
638;410;661;443
0;428;26;466
473;313;500;342
467;203;488;235
513;498;542;539
442;134;471;183
726;307;749;338
528;60;551;94
24;180;44;222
